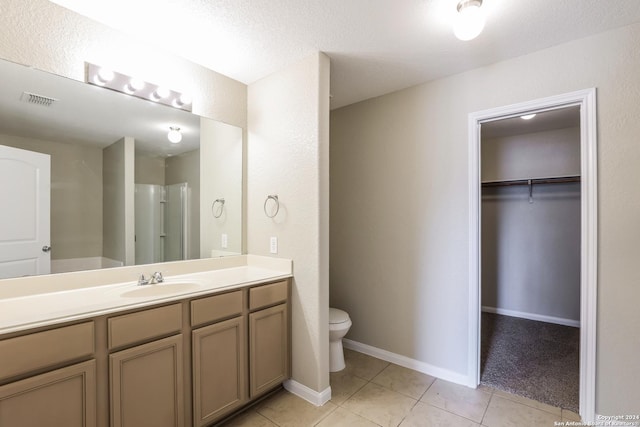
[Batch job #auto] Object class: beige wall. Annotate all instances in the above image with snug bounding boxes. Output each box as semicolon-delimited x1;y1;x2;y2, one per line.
166;149;200;259
481;127;581;181
481;127;581;323
102;137;134;265
0;134;103;260
330;23;640;414
200;120;243;257
135;155;165;185
248;52;331;394
0;0;246;128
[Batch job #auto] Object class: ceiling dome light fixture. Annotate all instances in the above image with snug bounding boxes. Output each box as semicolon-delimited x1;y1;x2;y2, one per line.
521;114;537;120
453;0;485;41
167;126;182;144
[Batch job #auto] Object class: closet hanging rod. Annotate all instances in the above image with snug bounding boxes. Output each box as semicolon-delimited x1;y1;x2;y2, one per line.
481;175;581;188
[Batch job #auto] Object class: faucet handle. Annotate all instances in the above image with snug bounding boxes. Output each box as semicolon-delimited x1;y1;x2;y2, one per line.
138;274;150;286
152;271;164;283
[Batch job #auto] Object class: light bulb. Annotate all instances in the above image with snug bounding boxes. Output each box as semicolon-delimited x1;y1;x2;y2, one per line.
173;93;192;108
168;127;182;143
453;0;485;41
124;77;145;94
151;87;170;101
94;68;114;86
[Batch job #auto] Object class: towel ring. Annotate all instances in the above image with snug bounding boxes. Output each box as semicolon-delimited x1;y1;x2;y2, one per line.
212;198;225;218
264;195;280;218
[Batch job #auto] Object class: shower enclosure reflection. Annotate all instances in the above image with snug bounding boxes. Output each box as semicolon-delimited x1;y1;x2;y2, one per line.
135;183;187;264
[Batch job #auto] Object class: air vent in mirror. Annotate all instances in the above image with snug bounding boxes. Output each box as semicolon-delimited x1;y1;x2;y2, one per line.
21;91;58;107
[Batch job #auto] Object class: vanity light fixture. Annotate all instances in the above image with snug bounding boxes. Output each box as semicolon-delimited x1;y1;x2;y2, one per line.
85;63;192;112
167;126;182;143
453;0;485;41
521;114;537;120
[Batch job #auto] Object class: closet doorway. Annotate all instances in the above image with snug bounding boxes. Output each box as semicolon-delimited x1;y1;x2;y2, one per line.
467;90;598;423
480;107;581;412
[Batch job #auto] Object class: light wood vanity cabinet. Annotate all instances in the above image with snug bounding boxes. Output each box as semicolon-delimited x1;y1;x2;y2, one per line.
0;360;97;427
191;290;246;426
0;322;96;427
0;278;290;427
108;304;184;427
192;316;246;426
249;281;289;398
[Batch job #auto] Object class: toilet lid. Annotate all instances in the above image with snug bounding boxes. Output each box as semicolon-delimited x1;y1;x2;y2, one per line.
329;308;350;324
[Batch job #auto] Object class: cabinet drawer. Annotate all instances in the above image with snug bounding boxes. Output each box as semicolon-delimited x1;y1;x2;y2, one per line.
0;360;97;427
108;304;182;350
191;290;243;327
0;322;94;381
249;281;288;311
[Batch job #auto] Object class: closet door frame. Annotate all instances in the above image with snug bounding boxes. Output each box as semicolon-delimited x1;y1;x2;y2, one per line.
467;88;597;423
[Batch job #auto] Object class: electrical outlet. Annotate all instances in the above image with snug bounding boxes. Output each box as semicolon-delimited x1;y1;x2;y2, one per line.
221;233;228;249
270;236;278;254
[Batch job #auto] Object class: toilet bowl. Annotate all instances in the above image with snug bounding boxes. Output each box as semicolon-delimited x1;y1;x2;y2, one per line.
329;308;352;372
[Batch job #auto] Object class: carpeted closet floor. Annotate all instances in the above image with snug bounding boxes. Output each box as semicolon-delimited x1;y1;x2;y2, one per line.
480;312;580;412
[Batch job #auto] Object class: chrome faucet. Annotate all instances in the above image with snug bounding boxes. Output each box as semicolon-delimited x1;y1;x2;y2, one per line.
137;274;150;286
137;272;163;286
150;271;164;284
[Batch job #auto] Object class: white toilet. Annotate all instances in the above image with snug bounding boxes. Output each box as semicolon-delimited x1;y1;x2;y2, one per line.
329;307;352;372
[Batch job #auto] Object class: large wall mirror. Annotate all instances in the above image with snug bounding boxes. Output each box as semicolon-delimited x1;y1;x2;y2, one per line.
0;58;243;280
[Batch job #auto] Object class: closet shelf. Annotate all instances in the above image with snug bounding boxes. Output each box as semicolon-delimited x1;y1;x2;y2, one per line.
481;175;581;188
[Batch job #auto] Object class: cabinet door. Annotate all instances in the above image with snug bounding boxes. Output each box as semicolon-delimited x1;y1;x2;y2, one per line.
110;335;183;427
0;360;96;427
192;316;246;426
249;303;289;397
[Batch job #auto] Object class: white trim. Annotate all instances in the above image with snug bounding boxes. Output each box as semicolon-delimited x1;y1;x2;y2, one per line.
467;88;598;424
481;306;580;328
283;379;331;406
343;339;469;386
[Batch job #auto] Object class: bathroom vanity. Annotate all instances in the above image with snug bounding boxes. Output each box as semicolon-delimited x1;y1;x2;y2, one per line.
0;256;291;427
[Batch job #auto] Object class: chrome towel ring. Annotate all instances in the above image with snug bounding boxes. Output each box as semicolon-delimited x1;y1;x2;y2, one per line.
212;198;225;218
264;195;280;218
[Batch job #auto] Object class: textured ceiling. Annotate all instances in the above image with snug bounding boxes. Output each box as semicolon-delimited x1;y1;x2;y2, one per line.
48;0;640;109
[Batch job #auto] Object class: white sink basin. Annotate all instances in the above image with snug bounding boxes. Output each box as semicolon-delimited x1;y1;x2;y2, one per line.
120;282;203;298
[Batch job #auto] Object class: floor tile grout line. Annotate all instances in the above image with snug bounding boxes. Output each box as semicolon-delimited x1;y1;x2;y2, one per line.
480;390;495;426
311;401;339;427
416;399;488;426
395;396;420;427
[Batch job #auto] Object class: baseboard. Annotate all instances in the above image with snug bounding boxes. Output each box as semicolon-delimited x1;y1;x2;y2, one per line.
482;306;580;328
283;379;331;406
342;339;470;387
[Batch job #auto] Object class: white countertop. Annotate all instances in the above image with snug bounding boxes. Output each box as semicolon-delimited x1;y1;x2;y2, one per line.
0;256;292;335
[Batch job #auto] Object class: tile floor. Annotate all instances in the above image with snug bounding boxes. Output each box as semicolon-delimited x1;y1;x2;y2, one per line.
221;349;581;427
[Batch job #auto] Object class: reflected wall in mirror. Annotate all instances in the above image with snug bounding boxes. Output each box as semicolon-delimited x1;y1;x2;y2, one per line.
0;58;243;280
